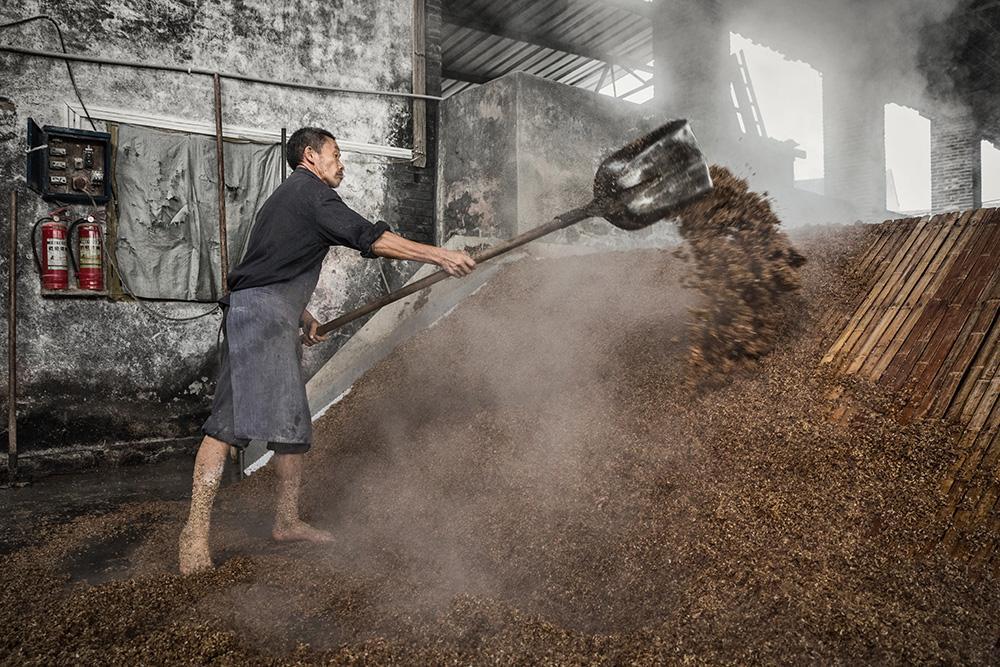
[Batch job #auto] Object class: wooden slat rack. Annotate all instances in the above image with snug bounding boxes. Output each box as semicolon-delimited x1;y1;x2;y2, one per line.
821;207;1000;570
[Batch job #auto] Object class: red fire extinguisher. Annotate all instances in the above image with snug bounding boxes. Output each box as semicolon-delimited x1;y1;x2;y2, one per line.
31;214;70;290
70;217;104;291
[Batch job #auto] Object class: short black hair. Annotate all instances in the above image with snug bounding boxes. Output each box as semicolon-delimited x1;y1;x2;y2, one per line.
286;127;336;170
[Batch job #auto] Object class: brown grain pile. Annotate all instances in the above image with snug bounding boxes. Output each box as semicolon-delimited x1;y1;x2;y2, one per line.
1;227;998;664
675;165;806;380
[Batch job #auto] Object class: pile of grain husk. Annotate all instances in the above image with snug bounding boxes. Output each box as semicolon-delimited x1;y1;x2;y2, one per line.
1;228;998;664
674;165;806;381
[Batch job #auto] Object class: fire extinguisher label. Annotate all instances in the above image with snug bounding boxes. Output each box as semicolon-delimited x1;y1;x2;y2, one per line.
46;237;68;269
80;237;101;268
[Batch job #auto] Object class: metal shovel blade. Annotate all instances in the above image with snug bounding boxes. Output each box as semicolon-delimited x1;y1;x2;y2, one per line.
593;119;713;230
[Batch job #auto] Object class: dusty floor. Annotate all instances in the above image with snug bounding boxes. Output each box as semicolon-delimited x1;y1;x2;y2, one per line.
1;228;998;664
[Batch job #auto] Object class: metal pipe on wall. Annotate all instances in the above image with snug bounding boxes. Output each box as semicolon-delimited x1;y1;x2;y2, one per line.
7;191;18;482
412;0;428;168
212;73;230;292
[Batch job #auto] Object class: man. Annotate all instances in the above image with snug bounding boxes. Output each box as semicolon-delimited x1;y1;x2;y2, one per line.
179;127;475;574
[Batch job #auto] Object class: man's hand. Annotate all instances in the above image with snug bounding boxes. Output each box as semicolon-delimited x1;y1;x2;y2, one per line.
300;309;330;347
371;231;476;277
436;248;476;277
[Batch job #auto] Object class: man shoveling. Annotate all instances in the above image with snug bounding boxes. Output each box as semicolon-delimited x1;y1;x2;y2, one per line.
179;127;475;574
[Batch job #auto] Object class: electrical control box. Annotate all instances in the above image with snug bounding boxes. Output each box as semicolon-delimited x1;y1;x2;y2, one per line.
26;118;112;204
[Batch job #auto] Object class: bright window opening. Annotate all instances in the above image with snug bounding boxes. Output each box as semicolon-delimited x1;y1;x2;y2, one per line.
598;60;654;105
983;140;1000;207
729;32;823;183
884;104;931;213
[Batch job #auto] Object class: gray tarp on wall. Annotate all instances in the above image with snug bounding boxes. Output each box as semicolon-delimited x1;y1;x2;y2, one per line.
114;123;283;301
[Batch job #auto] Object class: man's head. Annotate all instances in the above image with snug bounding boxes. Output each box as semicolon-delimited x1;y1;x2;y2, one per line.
287;127;345;188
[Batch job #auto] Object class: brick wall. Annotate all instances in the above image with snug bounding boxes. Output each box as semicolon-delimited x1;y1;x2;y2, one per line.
931;114;982;212
385;0;441;247
823;69;887;218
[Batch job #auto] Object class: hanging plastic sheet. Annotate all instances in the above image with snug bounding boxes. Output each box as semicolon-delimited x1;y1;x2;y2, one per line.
114;123;282;301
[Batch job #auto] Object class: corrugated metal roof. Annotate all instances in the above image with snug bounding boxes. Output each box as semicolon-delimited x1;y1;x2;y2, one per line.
441;0;1000;143
441;0;654;100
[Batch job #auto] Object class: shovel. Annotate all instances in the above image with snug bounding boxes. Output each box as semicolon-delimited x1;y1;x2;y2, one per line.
312;119;713;338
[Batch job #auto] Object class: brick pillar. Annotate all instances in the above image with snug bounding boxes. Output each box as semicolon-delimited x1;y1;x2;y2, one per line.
931;114;982;212
384;0;441;248
823;69;886;218
651;0;732;149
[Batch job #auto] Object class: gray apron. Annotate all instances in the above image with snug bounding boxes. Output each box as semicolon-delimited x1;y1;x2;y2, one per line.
224;262;323;444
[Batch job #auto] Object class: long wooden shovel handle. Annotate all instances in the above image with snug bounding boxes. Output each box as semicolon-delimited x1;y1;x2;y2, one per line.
313;203;597;337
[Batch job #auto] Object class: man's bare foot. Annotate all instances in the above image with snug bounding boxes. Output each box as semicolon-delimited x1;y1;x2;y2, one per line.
272;520;335;543
179;522;213;574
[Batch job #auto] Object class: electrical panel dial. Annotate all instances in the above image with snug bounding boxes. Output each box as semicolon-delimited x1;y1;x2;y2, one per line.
26;118;112;204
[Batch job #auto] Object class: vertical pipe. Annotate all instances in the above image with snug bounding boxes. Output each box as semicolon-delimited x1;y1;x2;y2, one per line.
411;0;427;168
212;73;230;293
281;127;287;182
7;191;17;482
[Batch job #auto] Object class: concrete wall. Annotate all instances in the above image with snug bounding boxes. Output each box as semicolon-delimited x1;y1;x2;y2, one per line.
436;74;519;240
0;0;440;476
437;72;681;249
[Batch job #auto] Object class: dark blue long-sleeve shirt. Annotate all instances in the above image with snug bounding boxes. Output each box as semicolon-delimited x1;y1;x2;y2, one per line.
223;166;390;301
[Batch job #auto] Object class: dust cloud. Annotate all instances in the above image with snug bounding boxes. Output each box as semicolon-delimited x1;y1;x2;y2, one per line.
301;247;696;616
729;0;970;107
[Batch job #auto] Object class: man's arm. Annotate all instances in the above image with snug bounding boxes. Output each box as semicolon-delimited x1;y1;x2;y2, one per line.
299;233;474;346
371;231;476;277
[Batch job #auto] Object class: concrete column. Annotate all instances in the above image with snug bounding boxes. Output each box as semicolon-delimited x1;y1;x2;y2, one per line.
651;0;732;149
822;69;886;218
931;114;982;212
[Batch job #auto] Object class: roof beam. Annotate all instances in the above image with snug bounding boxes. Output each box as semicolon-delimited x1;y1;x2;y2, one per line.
570;0;655;20
442;68;493;84
443;5;652;73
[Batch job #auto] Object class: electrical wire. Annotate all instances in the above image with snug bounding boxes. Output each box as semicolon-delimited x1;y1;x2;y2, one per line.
0;15;97;131
100;230;221;322
0;17;216;322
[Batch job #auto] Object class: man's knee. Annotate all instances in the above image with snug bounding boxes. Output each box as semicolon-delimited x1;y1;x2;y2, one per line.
200;434;233;455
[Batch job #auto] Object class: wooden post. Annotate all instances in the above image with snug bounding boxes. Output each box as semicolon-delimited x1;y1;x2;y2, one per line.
106;123;126;300
7;191;18;481
213;73;230;292
281;127;288;182
412;0;427;168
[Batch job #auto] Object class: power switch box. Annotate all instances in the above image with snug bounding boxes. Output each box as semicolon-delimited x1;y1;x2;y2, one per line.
26;118;112;204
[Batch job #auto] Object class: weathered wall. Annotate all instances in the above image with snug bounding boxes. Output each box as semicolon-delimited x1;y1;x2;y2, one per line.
436;72;681;249
436;76;518;240
0;0;440;476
